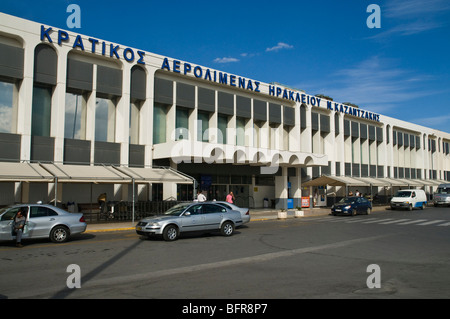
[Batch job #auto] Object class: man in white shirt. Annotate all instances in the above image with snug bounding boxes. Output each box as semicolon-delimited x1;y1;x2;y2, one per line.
197;191;207;202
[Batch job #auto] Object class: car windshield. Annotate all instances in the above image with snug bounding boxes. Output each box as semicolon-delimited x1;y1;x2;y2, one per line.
436;187;450;194
0;206;9;215
395;191;412;197
338;197;356;204
164;203;191;216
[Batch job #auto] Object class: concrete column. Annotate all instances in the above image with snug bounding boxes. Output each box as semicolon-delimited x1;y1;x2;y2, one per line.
117;63;131;166
291;167;302;208
274;166;288;209
163;160;179;200
52;48;69;163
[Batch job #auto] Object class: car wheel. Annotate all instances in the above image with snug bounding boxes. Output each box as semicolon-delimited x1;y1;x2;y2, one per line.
50;225;69;243
366;208;371;215
163;225;179;241
221;221;234;237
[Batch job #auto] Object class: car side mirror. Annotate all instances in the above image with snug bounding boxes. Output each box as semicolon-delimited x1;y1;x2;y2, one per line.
184;212;191;217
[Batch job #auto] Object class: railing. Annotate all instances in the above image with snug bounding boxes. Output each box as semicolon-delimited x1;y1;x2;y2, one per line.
80;200;189;223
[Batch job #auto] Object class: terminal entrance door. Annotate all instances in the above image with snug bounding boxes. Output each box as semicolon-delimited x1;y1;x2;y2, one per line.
207;185;227;202
230;185;250;208
206;184;250;207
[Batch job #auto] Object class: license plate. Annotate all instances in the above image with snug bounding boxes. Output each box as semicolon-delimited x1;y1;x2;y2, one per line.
335;209;341;212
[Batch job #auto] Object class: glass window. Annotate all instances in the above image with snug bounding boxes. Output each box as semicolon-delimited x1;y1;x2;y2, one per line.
31;85;52;137
65;92;86;140
175;107;189;141
218;115;228;144
236;117;246;146
95;97;116;142
153;103;167;144
130;101;141;144
0;81;15;134
253;122;261;148
197;111;209;142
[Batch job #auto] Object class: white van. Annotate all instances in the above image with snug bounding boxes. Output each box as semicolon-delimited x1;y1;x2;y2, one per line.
390;189;427;211
433;183;450;207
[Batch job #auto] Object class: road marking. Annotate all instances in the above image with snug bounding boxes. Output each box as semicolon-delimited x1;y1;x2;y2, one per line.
416;220;446;226
437;222;450;227
396;219;428;225
328;217;356;222
379;219;411;225
346;217;378;223
73;234;393;291
362;218;394;224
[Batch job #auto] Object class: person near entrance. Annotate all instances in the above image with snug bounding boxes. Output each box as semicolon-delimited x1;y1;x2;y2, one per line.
197;190;206;202
226;191;235;204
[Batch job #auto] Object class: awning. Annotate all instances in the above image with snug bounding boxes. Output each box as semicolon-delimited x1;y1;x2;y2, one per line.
40;163;131;184
302;175;369;187
0;162;194;185
356;177;387;187
0;162;54;182
302;175;447;189
113;166;194;184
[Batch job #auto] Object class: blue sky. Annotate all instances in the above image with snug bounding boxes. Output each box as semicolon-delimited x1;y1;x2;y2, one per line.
2;0;450;132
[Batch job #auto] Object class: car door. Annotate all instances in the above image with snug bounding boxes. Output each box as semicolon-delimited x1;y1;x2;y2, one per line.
201;204;226;231
355;198;364;214
27;206;58;238
0;207;20;241
180;204;204;232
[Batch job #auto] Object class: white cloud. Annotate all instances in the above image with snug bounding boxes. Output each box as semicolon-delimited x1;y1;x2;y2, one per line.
294;56;440;114
385;0;450;18
367;21;443;39
265;42;294;52
213;57;239;64
368;0;450;39
410;114;450;129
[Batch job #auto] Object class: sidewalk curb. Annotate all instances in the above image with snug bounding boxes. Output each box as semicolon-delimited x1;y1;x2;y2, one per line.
84;206;389;233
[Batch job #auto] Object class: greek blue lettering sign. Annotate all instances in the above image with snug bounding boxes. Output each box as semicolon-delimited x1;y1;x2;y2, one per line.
268;84;381;122
40;25;145;65
326;100;380;122
40;25;381;123
161;57;261;93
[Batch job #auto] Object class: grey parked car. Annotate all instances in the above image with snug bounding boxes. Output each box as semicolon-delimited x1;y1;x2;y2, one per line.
136;202;243;241
0;204;87;244
214;201;250;224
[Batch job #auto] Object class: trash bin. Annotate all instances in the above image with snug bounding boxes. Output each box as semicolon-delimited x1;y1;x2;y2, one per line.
287;199;294;209
263;198;269;208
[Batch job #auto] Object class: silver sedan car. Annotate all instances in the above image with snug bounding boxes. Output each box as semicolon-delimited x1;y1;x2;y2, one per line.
214;201;250;224
136;202;243;241
0;204;87;244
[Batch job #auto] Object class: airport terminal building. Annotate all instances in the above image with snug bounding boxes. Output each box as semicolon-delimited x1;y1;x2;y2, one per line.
1;13;449;212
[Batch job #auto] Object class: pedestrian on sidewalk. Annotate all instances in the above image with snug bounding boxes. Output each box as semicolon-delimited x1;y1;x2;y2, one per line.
197;190;206;202
226;191;235;204
14;208;27;248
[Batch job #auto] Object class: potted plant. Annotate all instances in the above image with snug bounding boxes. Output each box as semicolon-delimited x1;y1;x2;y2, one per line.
278;208;287;219
295;206;304;218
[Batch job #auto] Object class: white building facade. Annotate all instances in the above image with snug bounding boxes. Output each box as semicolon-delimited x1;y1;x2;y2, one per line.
0;13;449;210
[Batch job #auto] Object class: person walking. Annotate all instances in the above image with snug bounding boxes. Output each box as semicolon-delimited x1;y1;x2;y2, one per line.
226;191;235;204
14;208;27;248
197;190;206;202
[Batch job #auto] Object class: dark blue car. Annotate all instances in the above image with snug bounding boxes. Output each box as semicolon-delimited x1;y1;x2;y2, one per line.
331;197;372;216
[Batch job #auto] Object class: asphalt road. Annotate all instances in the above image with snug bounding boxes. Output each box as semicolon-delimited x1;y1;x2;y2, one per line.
1;207;450;300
